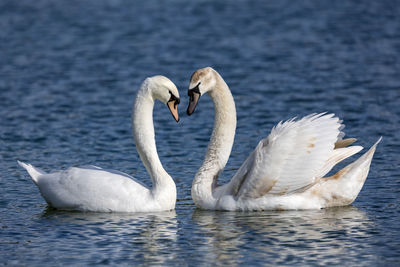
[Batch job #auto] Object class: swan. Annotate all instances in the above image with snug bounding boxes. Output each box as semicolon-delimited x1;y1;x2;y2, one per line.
18;75;180;212
186;67;381;211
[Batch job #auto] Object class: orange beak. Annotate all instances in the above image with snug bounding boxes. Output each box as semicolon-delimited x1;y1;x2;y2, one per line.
167;100;180;122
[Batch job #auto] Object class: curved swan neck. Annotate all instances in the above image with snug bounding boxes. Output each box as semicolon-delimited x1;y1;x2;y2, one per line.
133;81;173;191
192;70;237;207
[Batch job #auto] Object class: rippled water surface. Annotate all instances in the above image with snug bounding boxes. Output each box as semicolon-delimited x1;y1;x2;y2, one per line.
1;0;399;265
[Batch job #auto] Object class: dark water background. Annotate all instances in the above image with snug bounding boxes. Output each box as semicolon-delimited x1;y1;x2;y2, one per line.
1;0;399;265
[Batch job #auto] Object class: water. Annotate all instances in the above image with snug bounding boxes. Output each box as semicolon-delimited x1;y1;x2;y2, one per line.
1;0;399;265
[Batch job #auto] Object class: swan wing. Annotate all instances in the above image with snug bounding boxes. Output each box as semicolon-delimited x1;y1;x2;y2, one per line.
36;166;151;211
230;113;346;198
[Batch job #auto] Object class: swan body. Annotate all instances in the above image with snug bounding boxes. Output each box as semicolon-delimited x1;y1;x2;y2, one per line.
187;67;381;211
18;76;180;212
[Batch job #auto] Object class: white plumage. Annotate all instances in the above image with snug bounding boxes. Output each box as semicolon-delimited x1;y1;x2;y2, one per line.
18;76;180;212
187;67;381;211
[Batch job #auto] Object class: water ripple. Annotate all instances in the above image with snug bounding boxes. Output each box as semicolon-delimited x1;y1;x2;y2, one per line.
1;0;399;265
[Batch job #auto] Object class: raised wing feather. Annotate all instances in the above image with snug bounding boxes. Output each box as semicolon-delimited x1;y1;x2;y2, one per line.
228;113;343;198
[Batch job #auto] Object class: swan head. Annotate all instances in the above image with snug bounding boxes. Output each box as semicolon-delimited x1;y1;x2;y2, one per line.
187;67;216;115
147;75;180;122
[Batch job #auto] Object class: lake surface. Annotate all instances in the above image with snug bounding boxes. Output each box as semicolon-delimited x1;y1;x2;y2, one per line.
1;0;399;265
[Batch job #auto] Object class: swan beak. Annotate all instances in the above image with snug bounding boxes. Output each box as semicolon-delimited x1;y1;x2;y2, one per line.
187;87;201;116
167;100;180;122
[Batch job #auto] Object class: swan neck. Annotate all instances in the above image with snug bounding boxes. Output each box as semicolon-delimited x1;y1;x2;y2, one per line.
133;83;172;190
192;71;237;207
207;72;237;170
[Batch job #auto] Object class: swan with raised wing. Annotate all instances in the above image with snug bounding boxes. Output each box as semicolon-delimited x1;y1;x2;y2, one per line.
18;75;180;212
187;67;381;211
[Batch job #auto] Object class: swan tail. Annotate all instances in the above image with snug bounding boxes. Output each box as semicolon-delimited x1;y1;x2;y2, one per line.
17;160;46;185
346;136;382;181
324;137;382;206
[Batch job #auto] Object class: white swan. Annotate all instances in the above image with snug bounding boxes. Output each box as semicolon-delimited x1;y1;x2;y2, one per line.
186;67;381;211
18;75;180;212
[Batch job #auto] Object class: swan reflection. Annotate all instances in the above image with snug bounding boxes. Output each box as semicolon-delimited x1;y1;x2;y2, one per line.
41;209;178;265
192;206;373;265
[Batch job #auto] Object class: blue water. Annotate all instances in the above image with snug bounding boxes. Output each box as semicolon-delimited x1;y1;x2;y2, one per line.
1;0;399;265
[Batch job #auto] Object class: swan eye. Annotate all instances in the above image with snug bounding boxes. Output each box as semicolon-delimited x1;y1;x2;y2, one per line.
168;91;180;107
